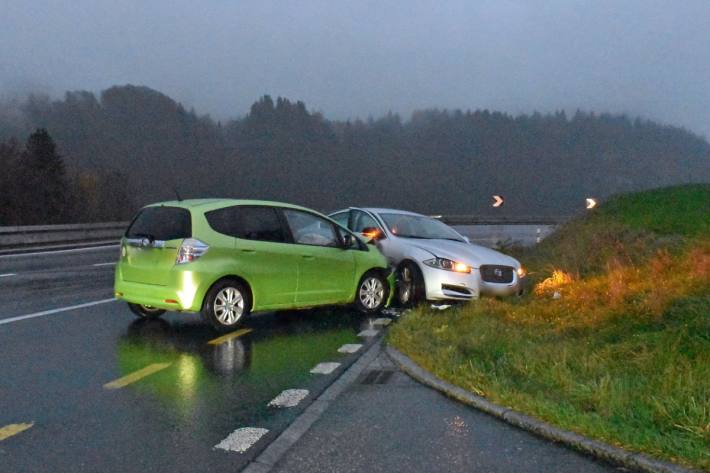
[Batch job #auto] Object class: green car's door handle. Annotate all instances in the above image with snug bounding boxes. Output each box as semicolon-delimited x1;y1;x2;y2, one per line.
241;248;256;253
301;254;315;259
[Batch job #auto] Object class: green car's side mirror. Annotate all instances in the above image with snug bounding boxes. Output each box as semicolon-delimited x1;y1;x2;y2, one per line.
340;233;355;249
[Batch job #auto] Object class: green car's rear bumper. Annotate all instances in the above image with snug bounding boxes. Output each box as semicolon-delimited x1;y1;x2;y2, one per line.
114;264;209;312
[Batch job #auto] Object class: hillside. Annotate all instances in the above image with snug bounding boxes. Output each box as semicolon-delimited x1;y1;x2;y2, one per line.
1;86;708;221
389;185;710;470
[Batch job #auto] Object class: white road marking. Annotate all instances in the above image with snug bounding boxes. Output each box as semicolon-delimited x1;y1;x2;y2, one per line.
381;308;401;317
268;389;309;408
0;298;116;326
215;427;269;453
337;343;363;354
0;244;118;259
310;362;340;375
0;273;17;278
357;329;379;337
92;262;116;267
372;318;392;326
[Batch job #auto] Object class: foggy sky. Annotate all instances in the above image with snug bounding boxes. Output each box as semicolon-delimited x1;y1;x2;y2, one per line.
2;0;709;138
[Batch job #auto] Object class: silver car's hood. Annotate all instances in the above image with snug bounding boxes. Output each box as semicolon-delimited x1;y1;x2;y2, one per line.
408;239;520;269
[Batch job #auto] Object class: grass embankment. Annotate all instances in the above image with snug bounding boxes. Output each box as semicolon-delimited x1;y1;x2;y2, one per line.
389;185;710;470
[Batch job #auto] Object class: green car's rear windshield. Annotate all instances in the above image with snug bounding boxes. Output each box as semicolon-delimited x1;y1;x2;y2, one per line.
126;206;191;241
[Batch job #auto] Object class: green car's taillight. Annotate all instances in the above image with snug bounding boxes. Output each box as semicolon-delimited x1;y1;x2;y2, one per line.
176;238;209;264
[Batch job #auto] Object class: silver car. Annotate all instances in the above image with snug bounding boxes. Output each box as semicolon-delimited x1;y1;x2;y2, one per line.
329;208;526;304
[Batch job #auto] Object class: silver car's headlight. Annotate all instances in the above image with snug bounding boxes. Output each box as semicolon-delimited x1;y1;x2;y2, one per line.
423;258;471;273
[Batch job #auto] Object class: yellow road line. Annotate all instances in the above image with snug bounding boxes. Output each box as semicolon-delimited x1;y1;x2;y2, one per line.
0;422;33;442
208;328;253;346
103;362;172;390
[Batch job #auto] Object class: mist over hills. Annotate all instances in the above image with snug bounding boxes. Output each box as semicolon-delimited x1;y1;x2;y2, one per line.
1;84;708;221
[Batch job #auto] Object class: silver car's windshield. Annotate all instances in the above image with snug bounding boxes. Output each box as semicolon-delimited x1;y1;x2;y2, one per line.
379;213;464;241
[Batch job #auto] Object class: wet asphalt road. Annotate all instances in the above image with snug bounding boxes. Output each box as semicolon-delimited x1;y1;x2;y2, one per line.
0;247;381;472
271;349;620;473
1;246;620;473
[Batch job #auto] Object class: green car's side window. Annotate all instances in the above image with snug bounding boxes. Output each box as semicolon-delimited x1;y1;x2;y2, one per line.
283;210;340;248
206;206;287;243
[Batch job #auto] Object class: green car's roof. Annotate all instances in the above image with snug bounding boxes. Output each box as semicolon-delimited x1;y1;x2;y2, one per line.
146;199;318;214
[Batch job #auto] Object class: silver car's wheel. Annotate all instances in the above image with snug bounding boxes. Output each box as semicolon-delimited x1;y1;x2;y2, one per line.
397;262;424;307
214;287;245;325
399;266;413;304
359;276;385;309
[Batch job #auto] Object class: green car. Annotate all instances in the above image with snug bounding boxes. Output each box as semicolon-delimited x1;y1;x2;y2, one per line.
114;199;393;331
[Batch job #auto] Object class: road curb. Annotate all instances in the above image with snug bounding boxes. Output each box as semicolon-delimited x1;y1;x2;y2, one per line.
386;346;699;473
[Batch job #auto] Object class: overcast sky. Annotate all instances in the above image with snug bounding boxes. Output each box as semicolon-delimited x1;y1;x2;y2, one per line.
1;0;709;137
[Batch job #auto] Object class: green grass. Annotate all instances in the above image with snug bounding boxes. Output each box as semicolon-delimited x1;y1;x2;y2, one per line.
599;184;710;237
389;185;710;471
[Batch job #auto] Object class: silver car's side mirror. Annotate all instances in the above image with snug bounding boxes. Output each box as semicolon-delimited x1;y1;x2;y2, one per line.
361;227;384;243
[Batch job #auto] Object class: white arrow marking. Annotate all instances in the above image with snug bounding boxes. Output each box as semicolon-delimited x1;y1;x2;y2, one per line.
492;195;504;207
586;198;597;209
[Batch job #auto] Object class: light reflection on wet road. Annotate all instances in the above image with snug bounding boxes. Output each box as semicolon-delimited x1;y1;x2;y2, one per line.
0;248;385;472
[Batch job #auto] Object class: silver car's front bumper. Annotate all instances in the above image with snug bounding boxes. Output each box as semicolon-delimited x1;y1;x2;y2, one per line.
421;265;481;301
421;265;526;301
479;272;526;297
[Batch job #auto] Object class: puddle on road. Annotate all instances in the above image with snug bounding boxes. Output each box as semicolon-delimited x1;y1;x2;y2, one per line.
114;308;378;436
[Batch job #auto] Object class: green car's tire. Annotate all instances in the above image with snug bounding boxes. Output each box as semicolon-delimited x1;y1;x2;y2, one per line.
202;279;252;332
355;270;389;315
397;261;425;307
127;302;166;319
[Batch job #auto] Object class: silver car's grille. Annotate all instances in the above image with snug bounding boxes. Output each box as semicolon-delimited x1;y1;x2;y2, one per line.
480;265;514;284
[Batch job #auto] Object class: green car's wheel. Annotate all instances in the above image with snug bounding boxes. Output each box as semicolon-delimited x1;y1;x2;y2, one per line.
397;262;425;307
127;302;166;319
355;271;388;315
202;279;252;332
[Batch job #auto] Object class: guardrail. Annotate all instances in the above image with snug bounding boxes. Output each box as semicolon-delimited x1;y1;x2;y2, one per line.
0;222;128;251
0;215;571;253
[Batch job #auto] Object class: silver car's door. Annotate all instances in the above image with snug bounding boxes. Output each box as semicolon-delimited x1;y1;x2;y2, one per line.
350;209;404;267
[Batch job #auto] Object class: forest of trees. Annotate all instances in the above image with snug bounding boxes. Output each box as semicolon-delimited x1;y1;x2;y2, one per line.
0;84;708;224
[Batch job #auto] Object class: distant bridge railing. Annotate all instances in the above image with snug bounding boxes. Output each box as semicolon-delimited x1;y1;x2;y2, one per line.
436;215;569;225
434;216;569;248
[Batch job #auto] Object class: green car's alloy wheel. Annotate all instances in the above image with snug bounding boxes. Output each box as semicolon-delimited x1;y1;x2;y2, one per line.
127;303;166;319
202;279;251;332
355;271;388;314
397;262;425;307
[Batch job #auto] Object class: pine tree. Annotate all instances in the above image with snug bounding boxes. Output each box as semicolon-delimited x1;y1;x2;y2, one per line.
20;128;69;223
